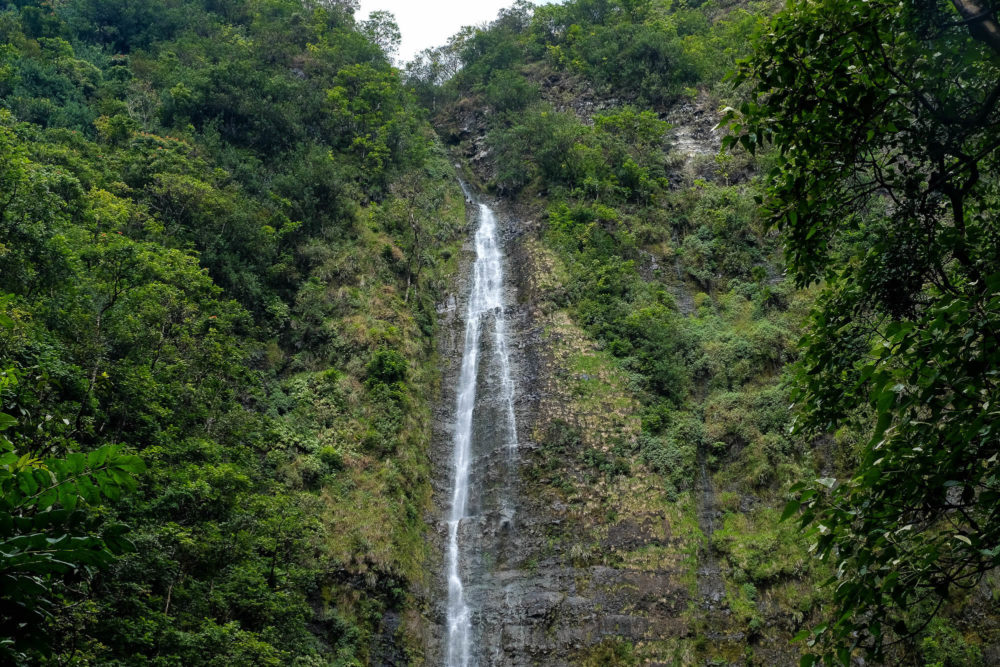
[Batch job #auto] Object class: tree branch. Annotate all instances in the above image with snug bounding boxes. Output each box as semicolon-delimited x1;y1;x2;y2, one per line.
949;0;1000;55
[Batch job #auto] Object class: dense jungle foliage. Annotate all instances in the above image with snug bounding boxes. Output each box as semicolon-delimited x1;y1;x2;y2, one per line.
729;0;1000;660
0;0;466;663
1;0;998;664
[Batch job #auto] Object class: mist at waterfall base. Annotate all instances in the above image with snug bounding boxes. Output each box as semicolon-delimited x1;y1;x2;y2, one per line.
444;192;519;667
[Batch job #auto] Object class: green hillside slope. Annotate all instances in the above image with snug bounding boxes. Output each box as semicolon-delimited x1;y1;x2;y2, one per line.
0;1;463;663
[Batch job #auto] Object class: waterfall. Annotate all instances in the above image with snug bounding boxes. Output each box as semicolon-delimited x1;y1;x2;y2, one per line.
445;189;519;667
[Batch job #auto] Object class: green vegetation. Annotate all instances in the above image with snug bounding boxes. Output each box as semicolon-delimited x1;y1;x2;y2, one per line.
426;0;999;662
2;0;999;663
0;0;463;663
729;0;1000;661
576;636;639;666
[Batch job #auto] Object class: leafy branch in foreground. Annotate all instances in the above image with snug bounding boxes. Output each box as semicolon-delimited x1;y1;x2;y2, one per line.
727;0;1000;662
0;305;145;663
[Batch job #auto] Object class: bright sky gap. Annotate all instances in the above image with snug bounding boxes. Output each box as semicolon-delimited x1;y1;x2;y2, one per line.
357;0;562;63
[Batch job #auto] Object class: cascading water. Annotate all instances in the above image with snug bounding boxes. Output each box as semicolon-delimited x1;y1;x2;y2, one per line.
445;186;519;667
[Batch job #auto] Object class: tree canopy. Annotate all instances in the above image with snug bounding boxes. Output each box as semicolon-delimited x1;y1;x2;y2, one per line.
0;0;462;662
728;0;1000;661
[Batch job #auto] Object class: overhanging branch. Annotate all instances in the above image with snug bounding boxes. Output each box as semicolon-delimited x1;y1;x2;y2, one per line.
949;0;1000;55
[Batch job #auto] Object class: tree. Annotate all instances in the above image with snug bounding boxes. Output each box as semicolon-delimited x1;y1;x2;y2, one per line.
726;0;1000;662
386;172;447;302
404;27;475;110
359;10;400;59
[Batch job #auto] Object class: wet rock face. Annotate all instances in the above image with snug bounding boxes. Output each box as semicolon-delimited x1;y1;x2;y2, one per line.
483;567;690;666
427;194;538;665
423;96;831;662
424;93;823;663
428;193;711;665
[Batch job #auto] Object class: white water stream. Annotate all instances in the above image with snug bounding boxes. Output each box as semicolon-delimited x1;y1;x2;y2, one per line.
445;192;519;667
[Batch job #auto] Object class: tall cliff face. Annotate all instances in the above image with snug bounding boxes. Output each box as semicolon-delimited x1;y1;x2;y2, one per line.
423;84;1000;667
415;2;1000;664
414;2;830;660
427;154;807;665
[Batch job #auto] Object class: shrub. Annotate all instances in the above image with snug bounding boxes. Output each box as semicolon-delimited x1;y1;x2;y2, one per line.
365;348;407;387
920;619;982;667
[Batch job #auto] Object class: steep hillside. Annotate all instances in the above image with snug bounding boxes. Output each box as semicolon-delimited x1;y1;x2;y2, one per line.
0;1;463;663
415;0;1000;664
